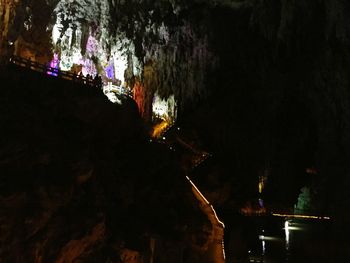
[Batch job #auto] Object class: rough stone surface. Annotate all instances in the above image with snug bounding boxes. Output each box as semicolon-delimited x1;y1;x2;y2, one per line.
0;64;211;262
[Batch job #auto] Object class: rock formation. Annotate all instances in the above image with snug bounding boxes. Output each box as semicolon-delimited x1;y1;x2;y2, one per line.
2;0;350;261
0;64;213;262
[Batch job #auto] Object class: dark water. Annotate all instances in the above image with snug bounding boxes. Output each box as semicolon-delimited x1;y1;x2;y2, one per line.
224;215;332;263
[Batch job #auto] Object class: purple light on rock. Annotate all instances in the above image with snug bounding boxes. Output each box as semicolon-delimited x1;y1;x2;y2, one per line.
105;61;114;79
259;198;264;208
86;35;99;55
47;53;60;76
81;58;97;77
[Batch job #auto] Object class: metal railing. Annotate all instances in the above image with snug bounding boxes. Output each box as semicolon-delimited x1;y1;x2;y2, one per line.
8;55;102;88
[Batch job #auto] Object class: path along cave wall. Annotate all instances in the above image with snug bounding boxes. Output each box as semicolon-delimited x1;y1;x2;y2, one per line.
1;0;350;260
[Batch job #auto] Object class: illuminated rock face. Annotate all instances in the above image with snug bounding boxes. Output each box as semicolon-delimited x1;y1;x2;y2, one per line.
1;0;214;119
52;3;212;119
152;92;177;123
52;0;118;76
3;0;350;114
3;0;350;261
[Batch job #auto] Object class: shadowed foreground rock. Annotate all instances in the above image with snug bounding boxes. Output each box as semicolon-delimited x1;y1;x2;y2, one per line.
0;64;212;262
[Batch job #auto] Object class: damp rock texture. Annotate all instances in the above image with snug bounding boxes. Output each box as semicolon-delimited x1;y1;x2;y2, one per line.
0;64;211;262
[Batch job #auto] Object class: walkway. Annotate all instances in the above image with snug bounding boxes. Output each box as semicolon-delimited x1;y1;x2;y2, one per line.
186;176;226;263
8;55;102;88
151;122;225;262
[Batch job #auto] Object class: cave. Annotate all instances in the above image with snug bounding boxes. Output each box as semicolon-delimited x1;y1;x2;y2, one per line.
1;0;350;262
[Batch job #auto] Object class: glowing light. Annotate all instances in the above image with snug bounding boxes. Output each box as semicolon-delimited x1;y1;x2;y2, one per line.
153;95;168;118
71;47;82;65
102;82;122;104
258;198;264;208
258;182;263;193
185;176;226;262
222;239;226;260
284;220;290;250
151;120;170;138
262;240;266;255
47;53;60;76
86;35;99;56
52;22;62;45
112;48;128;84
80;57;97;77
186;176;210;205
60;51;72;71
152;92;177;123
258;235;278;241
211;204;225;228
105;92;121;104
286;225;302;231
272;213;331;220
105;60;115;79
258;175;267;193
133;81;145;116
59;47;82;71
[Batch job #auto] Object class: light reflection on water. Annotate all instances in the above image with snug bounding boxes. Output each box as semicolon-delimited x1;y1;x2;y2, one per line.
262;240;266;256
285;220;290;251
256;219;302;262
228;216;331;263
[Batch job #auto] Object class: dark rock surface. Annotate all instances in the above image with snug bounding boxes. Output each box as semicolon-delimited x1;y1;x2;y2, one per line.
2;0;350;261
0;64;210;262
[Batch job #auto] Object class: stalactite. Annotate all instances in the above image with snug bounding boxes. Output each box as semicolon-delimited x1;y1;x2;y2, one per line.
0;0;20;60
133;79;146;117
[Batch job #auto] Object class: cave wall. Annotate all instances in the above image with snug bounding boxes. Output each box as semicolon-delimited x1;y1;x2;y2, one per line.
1;0;218;119
0;64;215;262
2;0;350;260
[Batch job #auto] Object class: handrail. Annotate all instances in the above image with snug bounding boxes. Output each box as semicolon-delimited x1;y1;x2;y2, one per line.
8;55;103;88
